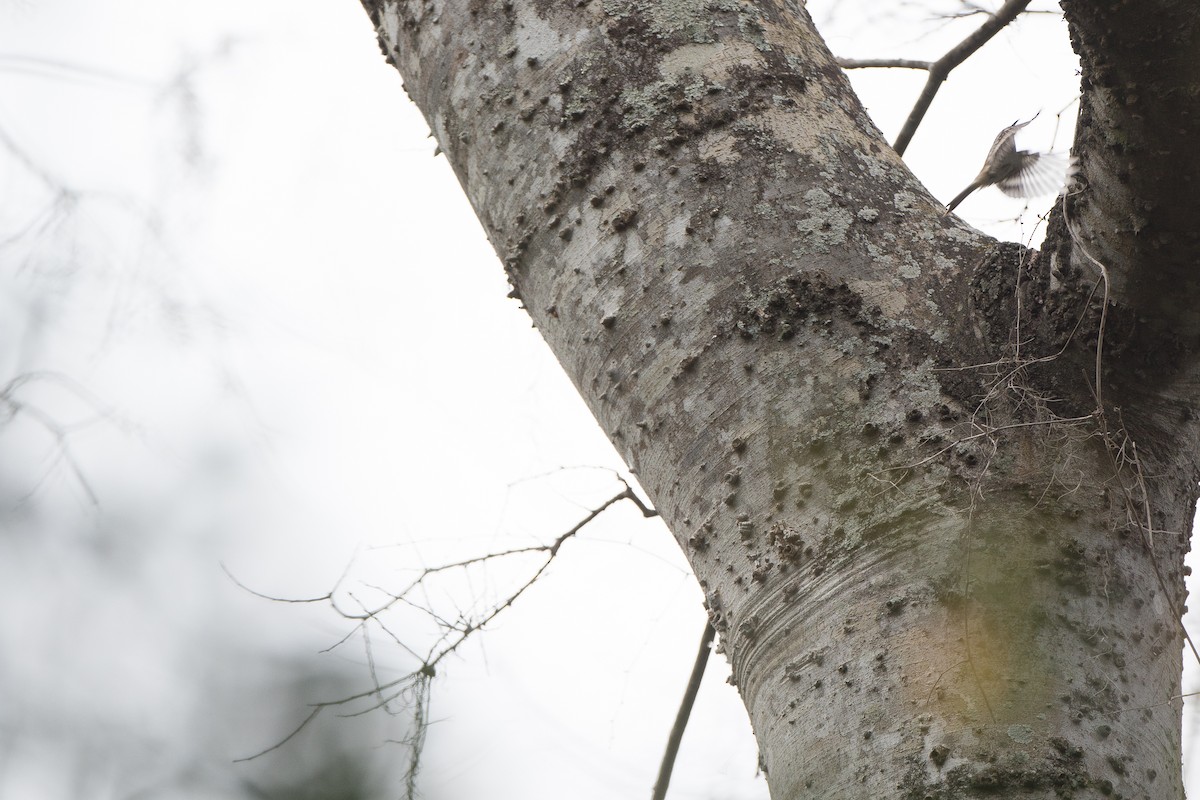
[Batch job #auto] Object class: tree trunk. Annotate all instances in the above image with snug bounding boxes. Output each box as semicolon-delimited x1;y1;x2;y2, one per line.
364;1;1200;796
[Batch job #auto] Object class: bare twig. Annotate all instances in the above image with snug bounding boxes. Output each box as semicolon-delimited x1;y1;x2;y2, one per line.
651;621;715;800
232;475;659;799
892;0;1033;155
233;707;325;763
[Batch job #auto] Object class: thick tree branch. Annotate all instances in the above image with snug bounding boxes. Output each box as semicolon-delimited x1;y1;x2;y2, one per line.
1055;1;1200;346
892;0;1032;155
364;1;1196;796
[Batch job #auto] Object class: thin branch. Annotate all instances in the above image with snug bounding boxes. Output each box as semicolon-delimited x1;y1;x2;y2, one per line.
892;0;1033;155
651;621;715;800
1;391;100;506
219;560;344;605
0;120;68;190
0;53;156;88
403;674;432;799
233;707;324;763
941;1;1060;19
838;58;933;71
622;483;661;518
1060;188;1108;412
233;476;660;796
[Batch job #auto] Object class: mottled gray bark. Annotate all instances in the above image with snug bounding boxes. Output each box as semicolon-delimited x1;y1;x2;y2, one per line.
364;1;1200;796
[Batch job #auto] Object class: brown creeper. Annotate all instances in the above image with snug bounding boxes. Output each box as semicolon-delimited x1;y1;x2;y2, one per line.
944;118;1062;214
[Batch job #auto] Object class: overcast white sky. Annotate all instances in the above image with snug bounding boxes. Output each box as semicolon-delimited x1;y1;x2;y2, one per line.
2;2;1194;799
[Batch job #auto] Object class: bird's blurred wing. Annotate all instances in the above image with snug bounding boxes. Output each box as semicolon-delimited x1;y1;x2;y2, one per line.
995;152;1068;198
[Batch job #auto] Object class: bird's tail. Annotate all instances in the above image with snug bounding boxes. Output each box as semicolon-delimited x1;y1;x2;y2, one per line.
944;180;982;215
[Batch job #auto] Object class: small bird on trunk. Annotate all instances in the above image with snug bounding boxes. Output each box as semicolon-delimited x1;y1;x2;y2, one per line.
944;118;1062;214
